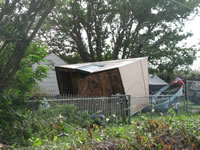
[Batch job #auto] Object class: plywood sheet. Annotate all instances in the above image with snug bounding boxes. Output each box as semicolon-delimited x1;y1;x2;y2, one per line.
119;57;149;114
77;74;102;96
109;69;124;95
98;72;112;96
71;73;81;94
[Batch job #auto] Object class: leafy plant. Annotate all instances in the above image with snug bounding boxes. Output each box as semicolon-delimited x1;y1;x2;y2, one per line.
0;43;48;145
13;111;200;149
0;91;33;145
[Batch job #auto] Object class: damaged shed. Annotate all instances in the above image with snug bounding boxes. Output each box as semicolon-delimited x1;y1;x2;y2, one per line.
55;57;149;114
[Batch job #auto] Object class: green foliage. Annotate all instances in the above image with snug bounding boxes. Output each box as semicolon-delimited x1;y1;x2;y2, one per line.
28;104;91;140
0;0;55;90
175;69;200;81
0;43;48;145
155;68;200;82
42;0;200;74
10;42;48;94
15;112;200;149
0;91;32;145
60;53;83;64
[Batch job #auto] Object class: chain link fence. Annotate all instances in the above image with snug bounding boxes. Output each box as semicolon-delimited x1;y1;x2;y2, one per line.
186;80;200;113
132;95;185;117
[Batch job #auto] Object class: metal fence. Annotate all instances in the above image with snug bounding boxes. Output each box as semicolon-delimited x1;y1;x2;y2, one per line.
28;91;193;125
186;80;200;113
28;95;131;123
131;95;186;117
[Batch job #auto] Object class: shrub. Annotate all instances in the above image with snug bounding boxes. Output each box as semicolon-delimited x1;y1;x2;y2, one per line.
28;104;91;140
0;91;32;145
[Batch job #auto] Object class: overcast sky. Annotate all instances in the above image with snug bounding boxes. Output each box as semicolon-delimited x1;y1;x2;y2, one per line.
184;15;200;70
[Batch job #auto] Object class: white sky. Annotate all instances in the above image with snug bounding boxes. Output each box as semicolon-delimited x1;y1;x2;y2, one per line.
184;15;200;70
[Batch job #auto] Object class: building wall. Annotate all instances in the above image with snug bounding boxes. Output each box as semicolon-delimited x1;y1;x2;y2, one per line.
119;57;149;115
77;69;124;97
33;53;67;95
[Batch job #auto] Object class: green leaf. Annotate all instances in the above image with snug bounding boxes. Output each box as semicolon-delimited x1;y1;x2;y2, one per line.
96;138;101;142
53;136;58;142
34;138;42;147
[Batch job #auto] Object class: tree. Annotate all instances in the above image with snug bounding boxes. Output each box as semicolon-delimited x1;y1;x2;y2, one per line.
41;0;200;74
0;42;49;144
0;0;55;90
10;43;49;96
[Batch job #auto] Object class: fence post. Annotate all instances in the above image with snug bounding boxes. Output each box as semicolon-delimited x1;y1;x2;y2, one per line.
121;96;125;123
31;101;35;129
183;91;186;112
127;95;131;124
186;80;188;112
150;96;152;119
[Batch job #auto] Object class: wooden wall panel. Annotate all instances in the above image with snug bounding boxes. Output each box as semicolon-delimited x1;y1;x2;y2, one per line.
98;72;112;96
58;71;73;94
109;69;124;95
71;73;81;95
57;67;125;96
77;74;102;97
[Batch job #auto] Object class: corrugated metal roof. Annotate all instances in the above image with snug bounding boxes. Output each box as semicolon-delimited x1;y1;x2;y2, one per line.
56;57;146;73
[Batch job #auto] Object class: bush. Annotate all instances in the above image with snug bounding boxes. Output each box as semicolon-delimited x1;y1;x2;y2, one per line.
0;91;32;145
0;43;48;145
28;104;91;140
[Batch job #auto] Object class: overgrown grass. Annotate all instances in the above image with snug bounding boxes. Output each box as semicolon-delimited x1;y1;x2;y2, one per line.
11;106;200;150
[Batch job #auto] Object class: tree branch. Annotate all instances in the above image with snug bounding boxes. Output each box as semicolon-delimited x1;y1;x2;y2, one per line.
28;0;56;42
0;41;8;54
0;0;9;22
0;0;56;90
